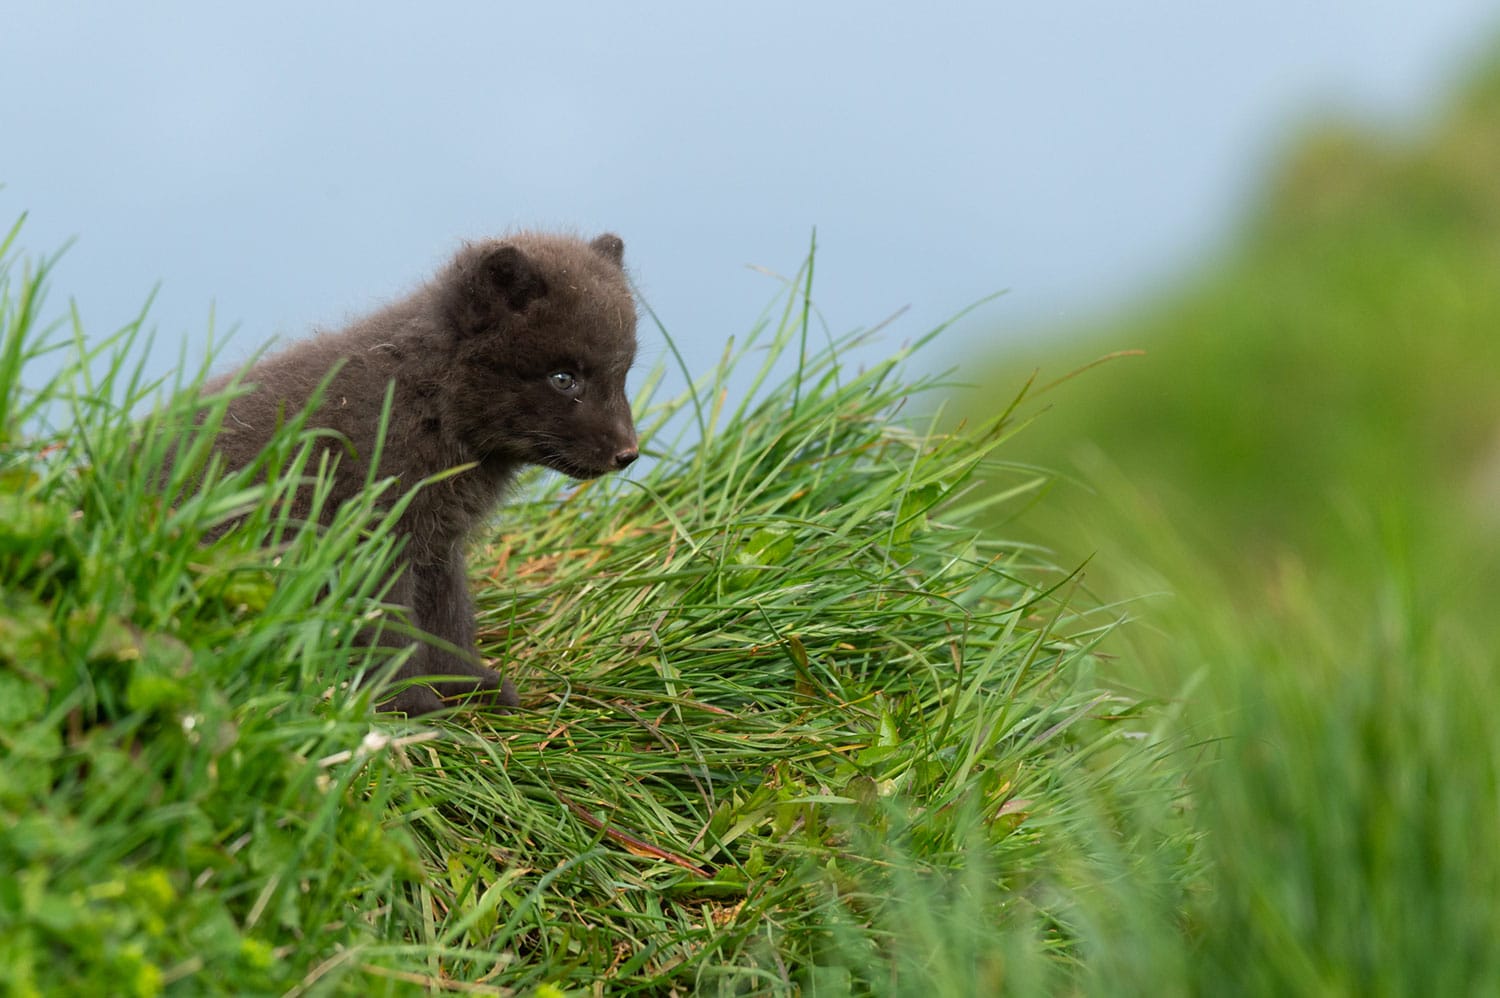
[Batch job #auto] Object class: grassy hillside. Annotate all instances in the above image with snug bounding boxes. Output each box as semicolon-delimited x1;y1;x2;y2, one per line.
969;44;1500;598
10;47;1500;991
951;39;1500;995
0;227;1184;994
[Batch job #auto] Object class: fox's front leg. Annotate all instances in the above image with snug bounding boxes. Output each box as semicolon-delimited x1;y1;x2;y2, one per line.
358;569;447;716
409;546;518;709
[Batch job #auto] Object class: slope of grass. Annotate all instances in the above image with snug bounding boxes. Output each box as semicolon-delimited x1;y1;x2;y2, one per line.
1042;472;1500;996
1183;569;1500;996
966;42;1500;591
952;37;1500;995
0;218;1183;994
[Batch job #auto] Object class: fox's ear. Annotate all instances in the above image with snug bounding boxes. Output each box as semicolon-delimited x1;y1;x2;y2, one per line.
448;243;549;336
478;245;549;312
589;233;625;267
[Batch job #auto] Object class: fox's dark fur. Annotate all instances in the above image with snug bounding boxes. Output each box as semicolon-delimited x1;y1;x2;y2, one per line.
199;232;639;715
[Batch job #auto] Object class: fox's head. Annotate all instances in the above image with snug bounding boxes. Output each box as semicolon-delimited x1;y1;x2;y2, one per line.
441;232;639;479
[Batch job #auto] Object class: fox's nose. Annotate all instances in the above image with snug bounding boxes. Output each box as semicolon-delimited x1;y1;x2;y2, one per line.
613;446;639;469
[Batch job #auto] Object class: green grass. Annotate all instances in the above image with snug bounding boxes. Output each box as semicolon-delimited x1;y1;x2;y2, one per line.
0;216;1181;994
1188;578;1500;995
1039;467;1500;996
0;217;442;996
951;38;1500;997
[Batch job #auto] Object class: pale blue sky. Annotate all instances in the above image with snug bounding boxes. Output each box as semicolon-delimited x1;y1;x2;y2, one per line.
4;2;1497;399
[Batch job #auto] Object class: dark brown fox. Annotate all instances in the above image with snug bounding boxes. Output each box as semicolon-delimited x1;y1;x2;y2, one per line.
200;232;639;715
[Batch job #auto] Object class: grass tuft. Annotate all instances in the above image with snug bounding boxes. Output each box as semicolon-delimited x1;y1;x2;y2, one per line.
1;219;1174;994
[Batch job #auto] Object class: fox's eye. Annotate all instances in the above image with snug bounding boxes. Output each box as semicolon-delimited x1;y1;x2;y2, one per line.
548;371;578;393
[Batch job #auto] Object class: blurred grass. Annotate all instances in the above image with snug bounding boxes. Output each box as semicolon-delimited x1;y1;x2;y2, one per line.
954;35;1500;995
967;41;1500;604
